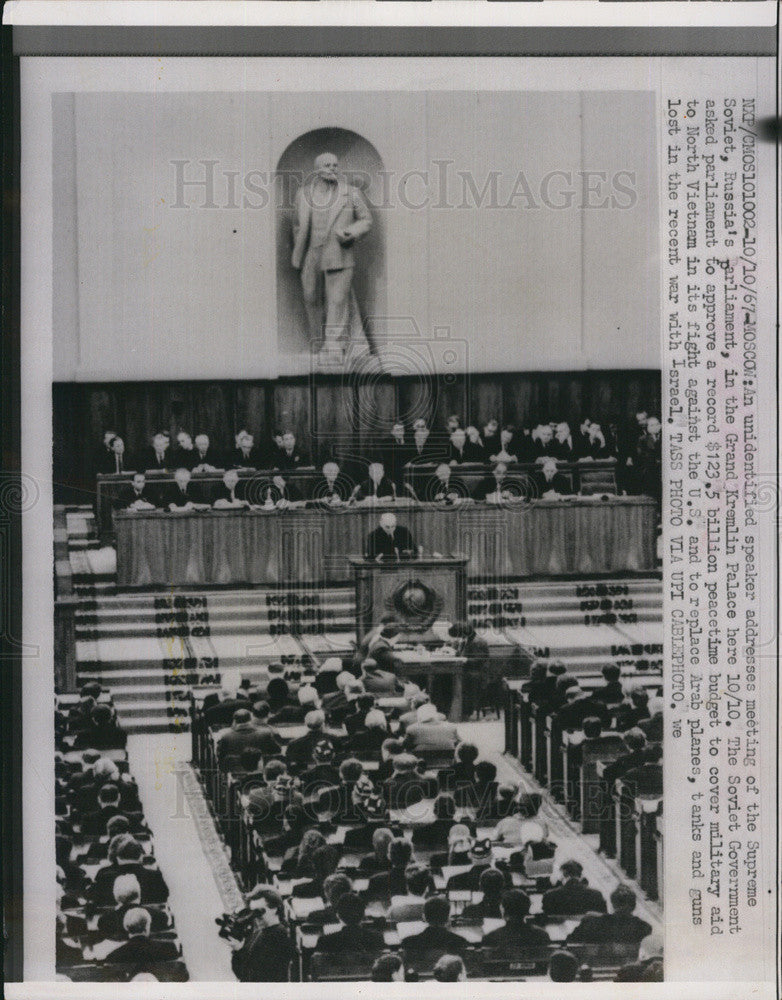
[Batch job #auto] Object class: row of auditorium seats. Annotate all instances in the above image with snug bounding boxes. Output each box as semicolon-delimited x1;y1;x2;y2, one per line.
189;656;660;982
504;661;663;901
55;688;190;983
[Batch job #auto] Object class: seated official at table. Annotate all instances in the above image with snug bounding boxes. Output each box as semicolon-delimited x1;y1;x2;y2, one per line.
171;430;196;470
275;431;306;470
447;428;470;465
353;462;396;502
114;472;158;510
488;425;521;464
473;462;521;503
258;474;303;507
230;430;262;470
421;463;467;504
213;469;248;508
533;458;573;498
191;433;223;472
162;468;207;511
140;431;172;473
311;461;352;505
464;426;487;462
365;512;416;560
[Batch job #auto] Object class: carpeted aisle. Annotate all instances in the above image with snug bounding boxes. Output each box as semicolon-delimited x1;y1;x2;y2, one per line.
127;733;239;981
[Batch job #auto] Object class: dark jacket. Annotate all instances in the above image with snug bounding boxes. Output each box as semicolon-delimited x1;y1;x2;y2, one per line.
114;484;159;509
355;476;395;501
104;935;179;967
315;924;385;953
482;921;551;949
400;925;468;955
217;723;282;767
542;879;608;916
88;862;169;907
97;904;170;940
365;524;416;559
366;866;409;903
161;482;205;508
231;922;295;982
567;912;652;945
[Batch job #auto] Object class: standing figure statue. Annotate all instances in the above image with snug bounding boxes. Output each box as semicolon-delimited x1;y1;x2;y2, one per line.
291;152;372;364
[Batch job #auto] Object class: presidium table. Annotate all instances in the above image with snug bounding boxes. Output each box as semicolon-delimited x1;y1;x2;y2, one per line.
114;497;657;589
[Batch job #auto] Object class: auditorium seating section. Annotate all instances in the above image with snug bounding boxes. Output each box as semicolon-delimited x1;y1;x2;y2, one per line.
189;672;660;982
55;692;189;982
504;678;663;902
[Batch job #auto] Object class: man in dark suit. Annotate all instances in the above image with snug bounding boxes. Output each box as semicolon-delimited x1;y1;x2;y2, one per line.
353;462;396;502
212;469;248;507
275;431;306;470
114;473;158;510
191;433;223;472
139;432;172;473
96;875;170;940
567;884;652;945
400;895;468;956
542;860;607;916
259;475;303;507
423;464;467;503
473;462;518;502
310;461;351;504
216;709;282;767
409;420;443;465
161;468;206;510
447;428;471;465
553;683;611;731
99;436;130;475
365;512;416;559
533;458;573;498
315;892;384;953
383;422;412;491
102;907;179;966
88;836;168;906
94;430;120;475
171;431;197;471
284;710;328;767
231;430;262;470
481;890;551;949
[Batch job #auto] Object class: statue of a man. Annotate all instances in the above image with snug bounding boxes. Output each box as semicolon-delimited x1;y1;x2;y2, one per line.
291;152;372;358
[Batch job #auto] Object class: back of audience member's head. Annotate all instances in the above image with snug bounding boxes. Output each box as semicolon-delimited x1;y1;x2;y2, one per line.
405;864;434;897
232;708;252;728
502;889;532;921
263;759;287;783
434;955;466;982
623;728;647;752
94;757;120;782
516;790;542;818
123;907;152;937
311;844;340;882
388;837;413;870
560;859;584;881
364;709;387;731
610;883;638;914
80;681;103;700
339;758;364;784
455;742;479;765
98;782;121;808
283;805;307;833
602;664;621;682
318;873;350;910
630;687;650;707
381;737;404;760
479;866;506;899
423;894;451;927
372;952;404;982
112;873;141;906
297;829;327;867
475;760;497;785
582;716;603;739
371;826;393;858
304;709;325;731
251;700;271;723
266;678;289;706
312;739;335;764
496;782;517;809
106;814;131;839
549;660;568;677
433;793;456;821
298;685;319;708
336;891;366;927
114;834;144;863
549;949;579;983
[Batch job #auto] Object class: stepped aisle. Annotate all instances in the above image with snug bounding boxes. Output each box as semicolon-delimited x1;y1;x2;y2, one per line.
60;507;662;733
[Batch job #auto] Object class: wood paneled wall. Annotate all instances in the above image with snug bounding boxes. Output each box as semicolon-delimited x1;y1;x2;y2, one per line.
53;370;661;504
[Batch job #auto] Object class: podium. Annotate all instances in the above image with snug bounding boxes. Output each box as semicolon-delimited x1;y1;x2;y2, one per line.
349;555;468;643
